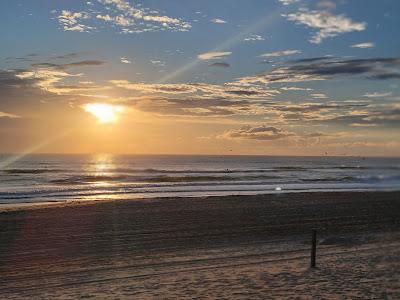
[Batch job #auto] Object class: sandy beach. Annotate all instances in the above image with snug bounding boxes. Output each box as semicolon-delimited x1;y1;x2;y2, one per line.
1;191;399;299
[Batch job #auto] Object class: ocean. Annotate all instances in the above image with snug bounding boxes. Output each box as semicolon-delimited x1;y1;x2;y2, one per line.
0;154;400;205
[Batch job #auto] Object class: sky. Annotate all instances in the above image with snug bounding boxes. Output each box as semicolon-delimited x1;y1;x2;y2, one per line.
0;0;399;156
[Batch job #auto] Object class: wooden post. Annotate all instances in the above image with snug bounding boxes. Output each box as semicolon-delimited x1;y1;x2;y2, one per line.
311;229;317;268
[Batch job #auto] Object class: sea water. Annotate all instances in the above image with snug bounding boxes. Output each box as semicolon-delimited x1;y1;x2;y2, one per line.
0;154;399;204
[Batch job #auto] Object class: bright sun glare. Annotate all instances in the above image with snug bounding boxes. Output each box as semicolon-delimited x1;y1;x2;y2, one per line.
84;103;124;124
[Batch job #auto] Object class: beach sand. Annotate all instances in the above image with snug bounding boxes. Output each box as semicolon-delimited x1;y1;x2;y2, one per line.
1;191;399;299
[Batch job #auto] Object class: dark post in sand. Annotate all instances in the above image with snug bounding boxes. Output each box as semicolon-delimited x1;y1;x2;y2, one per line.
311;229;317;268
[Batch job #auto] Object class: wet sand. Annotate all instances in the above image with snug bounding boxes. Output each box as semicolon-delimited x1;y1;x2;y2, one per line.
1;191;400;299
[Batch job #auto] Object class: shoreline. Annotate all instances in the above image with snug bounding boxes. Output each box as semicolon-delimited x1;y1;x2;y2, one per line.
1;188;400;213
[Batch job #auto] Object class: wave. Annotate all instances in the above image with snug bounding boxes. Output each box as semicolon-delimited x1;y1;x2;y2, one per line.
357;174;400;182
49;174;283;185
5;165;397;176
112;168;278;174
302;176;357;183
2;175;400;201
108;165;397;173
274;166;307;171
337;166;368;170
45;171;400;186
3;168;64;174
145;175;281;183
302;174;400;183
96;167;310;174
50;175;127;185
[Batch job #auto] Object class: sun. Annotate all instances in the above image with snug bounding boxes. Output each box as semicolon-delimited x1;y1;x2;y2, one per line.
84;103;124;124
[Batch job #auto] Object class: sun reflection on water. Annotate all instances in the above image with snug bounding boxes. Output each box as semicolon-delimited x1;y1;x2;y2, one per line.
89;154;116;186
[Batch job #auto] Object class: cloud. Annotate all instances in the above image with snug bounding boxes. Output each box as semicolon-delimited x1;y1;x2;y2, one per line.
0;70;37;88
291;56;333;63
260;49;301;57
350;42;375;49
278;0;300;5
211;18;227;24
281;86;313;91
3;61;398;131
7;59;106;95
0;69;64;110
221;125;295;140
56;0;191;34
65;60;105;68
217;124;351;148
53;53;83;60
364;92;392;98
110;81;197;94
150;60;166;67
31;60;104;70
321;108;400;127
244;35;265;42
0;111;20;118
198;51;232;60
110;80;279;99
5;53;41;63
237;57;400;85
96;14;132;27
97;0;191;33
120;57;132;64
209;62;230;68
285;10;366;43
311;93;328;99
57;10;93;32
15;68;80;94
124;95;260;117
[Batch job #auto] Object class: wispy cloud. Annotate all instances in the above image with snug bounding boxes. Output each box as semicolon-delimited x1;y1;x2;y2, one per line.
53;53;83;60
0;111;20;118
211;18;227;24
209;62;230;68
278;0;300;5
150;60;166;67
260;49;301;57
285;10;366;43
198;51;232;60
120;57;132;64
311;93;328;99
244;34;265;42
31;60;105;70
350;42;375;49
281;86;313;91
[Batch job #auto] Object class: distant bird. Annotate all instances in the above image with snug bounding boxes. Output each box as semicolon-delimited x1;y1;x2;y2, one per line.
275;187;282;191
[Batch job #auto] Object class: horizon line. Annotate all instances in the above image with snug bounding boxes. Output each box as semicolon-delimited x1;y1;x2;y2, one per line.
1;153;399;158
